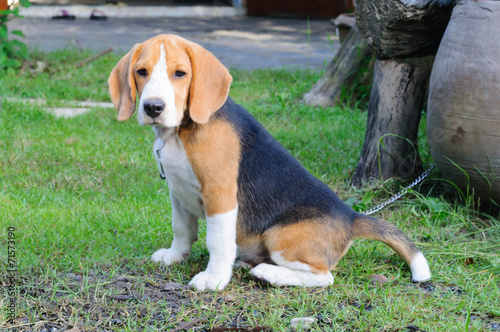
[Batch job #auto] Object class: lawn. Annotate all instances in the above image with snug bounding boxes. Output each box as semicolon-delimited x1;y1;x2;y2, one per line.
0;49;499;332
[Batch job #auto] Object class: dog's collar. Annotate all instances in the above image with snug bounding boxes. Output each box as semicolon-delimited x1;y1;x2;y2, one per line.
155;127;180;181
156;148;167;180
154;131;172;181
154;113;193;181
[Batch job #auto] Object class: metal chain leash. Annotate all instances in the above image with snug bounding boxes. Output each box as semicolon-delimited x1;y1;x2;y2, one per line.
364;164;437;216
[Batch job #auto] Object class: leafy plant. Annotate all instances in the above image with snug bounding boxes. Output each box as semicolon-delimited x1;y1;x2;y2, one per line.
0;0;31;71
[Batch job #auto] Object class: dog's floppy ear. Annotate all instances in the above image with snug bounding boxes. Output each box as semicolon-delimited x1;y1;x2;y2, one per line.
108;44;142;121
186;43;232;124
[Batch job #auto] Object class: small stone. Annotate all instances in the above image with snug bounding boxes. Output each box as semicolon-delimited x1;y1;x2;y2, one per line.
67;273;82;282
290;317;317;330
160;283;186;292
50;328;58;332
489;323;500;330
110;318;123;324
115;281;131;290
115;277;132;282
368;274;389;285
224;294;235;302
107;294;137;301
34;61;48;73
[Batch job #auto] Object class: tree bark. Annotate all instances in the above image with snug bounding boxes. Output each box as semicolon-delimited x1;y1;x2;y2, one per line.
302;24;371;107
355;0;452;59
351;58;431;187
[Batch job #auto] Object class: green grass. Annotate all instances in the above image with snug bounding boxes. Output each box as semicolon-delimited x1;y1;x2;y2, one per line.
0;49;499;331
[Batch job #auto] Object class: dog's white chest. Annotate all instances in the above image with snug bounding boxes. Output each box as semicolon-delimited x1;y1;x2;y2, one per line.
153;130;205;218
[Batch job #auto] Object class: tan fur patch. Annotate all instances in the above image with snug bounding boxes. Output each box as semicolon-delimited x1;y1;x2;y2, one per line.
236;231;269;265
179;119;240;216
263;218;353;273
108;43;143;121
185;43;232;124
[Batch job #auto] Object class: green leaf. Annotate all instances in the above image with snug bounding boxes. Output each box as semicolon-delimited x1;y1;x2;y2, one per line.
0;25;8;40
352;203;366;213
343;197;357;207
19;0;32;8
10;39;27;49
6;66;16;75
361;190;375;205
2;41;13;54
0;48;7;65
424;197;448;213
9;39;30;59
0;9;15;15
3;58;21;68
11;7;20;17
11;30;25;38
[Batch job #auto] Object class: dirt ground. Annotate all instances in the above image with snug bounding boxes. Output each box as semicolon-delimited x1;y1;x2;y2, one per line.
11;264;492;332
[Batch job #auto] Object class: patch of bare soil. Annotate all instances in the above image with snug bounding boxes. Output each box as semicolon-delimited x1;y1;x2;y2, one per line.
9;269;275;331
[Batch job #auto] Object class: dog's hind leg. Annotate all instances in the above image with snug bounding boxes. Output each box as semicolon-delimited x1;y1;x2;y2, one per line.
249;220;347;287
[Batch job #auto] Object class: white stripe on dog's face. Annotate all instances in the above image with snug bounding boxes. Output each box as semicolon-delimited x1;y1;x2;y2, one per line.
138;44;180;127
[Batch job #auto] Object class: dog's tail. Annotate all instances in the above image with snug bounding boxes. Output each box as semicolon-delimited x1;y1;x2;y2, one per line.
352;215;431;282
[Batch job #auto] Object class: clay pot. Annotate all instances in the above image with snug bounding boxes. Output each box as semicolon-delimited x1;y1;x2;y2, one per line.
427;0;500;206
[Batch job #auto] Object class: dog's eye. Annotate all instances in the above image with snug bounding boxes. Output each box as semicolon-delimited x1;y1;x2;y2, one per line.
174;70;186;78
137;69;147;76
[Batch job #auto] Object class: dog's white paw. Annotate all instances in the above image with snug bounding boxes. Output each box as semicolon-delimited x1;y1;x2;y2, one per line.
151;248;186;265
188;270;231;291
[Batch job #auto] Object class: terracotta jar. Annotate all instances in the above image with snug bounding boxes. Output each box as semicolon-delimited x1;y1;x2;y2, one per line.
427;0;500;206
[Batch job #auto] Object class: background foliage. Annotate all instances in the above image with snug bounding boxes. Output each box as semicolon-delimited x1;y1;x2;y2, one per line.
0;0;31;71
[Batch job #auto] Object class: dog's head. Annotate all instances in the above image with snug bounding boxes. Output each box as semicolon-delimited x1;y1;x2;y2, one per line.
108;34;232;126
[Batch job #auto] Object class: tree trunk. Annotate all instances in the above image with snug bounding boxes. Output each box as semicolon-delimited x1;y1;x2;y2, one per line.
351;58;431;187
302;24;371;107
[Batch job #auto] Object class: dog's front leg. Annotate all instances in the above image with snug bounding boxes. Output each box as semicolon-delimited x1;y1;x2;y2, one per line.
151;192;199;265
182;122;240;291
189;205;238;291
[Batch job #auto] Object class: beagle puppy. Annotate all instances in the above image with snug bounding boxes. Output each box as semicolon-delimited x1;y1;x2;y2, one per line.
108;34;431;291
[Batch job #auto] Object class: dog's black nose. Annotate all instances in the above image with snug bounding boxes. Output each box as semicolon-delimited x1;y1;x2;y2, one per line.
143;99;165;118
